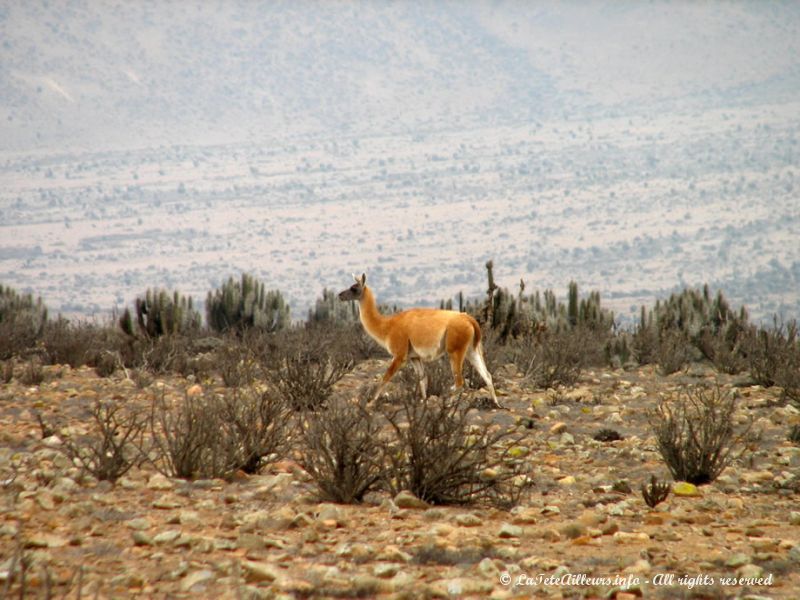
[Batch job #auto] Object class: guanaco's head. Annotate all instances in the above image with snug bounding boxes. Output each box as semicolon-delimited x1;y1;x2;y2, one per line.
339;273;366;302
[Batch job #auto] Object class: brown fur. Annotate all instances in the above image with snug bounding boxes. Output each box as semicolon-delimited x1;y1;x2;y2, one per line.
339;275;501;407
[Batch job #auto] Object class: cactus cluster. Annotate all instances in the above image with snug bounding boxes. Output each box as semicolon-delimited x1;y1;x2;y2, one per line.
634;285;750;371
308;288;358;324
453;261;614;342
206;273;290;333
0;284;48;359
119;288;201;338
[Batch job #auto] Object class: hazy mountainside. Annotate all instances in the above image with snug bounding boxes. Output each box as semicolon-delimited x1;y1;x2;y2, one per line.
0;1;798;324
2;1;799;151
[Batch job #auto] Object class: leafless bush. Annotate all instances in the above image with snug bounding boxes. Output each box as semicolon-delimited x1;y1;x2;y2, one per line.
1;359;13;383
741;321;800;405
216;387;293;474
512;326;595;388
58;400;147;482
697;328;747;375
381;390;529;506
148;387;291;479
261;326;356;410
215;334;261;387
148;390;223;479
19;358;44;386
298;394;384;503
648;385;752;485
656;329;693;375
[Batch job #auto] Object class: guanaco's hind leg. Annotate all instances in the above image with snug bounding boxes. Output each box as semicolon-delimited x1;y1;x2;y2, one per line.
466;345;502;409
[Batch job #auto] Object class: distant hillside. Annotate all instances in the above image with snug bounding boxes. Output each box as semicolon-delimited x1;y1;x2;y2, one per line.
2;1;799;152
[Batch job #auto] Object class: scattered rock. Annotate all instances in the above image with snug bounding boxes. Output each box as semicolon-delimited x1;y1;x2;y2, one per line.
242;560;281;583
394;490;428;509
180;569;214;592
373;563;400;579
672;482;702;497
454;513;483;527
498;523;523;539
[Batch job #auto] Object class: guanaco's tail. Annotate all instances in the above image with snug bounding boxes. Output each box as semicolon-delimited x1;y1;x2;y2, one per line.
467;314;482;350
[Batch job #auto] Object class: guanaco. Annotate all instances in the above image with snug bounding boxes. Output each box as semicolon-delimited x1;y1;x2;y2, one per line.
338;273;501;408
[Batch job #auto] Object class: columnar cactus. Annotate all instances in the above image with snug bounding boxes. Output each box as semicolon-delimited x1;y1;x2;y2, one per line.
120;288;201;338
206;273;290;333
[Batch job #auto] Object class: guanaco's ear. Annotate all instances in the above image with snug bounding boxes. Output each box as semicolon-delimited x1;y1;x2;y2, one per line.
352;273;359;284
360;273;366;285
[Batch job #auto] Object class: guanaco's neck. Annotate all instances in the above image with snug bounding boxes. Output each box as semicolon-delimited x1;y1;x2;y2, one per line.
359;286;389;340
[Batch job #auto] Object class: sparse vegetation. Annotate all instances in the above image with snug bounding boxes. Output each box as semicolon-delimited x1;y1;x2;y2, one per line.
298;394;384;503
381;388;529;506
57;400;147;482
648;385;752;485
261;325;356;410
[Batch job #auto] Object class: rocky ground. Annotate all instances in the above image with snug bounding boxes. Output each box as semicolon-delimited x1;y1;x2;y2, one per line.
1;358;799;599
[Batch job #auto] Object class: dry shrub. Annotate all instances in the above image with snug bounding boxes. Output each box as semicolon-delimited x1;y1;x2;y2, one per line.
261;326;356;410
381;390;529;506
148;387;291;479
512;326;597;388
1;359;13;384
656;329;693;375
741;321;800;405
648;385;751;485
215;333;261;387
19;358;44;386
298;394;384;503
216;387;293;474
57;400;146;482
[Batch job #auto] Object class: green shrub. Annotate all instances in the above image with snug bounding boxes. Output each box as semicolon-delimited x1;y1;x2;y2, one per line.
206;273;289;334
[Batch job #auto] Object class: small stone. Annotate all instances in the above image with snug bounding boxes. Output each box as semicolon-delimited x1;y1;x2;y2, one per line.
454;513;483;527
626;559;651;574
186;384;203;398
788;545;800;563
789;511;800;526
153;530;181;545
736;563;763;579
181;570;214;592
557;475;576;486
541;505;561;516
373;563;400;579
612;531;650;543
179;510;201;526
132;531;155;546
127;518;152;531
152;494;182;509
498;523;523;538
672;482;702;497
477;557;499;577
317;503;344;526
725;552;751;568
559;432;575;445
549;422;567;435
394;490;428;509
147;473;174;490
377;545;412;563
36;490;55;510
242;560;280;583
